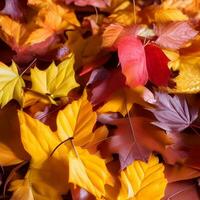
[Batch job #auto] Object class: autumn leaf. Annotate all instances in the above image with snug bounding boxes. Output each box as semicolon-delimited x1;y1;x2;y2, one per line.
155;22;198;50
31;54;79;101
0;103;28;166
150;92;199;132
68;147;112;199
17;110;69;197
56;91;96;146
56;91;113;198
97;87;149;116
119;155;167;200
0;61;25;107
169;56;200;93
89;68;125;105
117;35;148;87
145;44;171;86
163;180;200;200
99;113;171;169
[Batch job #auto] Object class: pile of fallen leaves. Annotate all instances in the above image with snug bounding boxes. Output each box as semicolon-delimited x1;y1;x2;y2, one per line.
0;0;200;199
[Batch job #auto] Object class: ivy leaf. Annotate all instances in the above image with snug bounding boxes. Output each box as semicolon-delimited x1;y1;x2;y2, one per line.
119;155;167;200
31;54;79;101
0;61;25;108
150;92;198;132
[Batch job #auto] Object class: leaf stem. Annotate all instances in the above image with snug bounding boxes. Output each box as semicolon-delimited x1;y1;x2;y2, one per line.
20;58;37;76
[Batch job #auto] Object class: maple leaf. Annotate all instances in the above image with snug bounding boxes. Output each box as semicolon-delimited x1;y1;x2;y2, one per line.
119;155;167;200
31;54;79;101
100;114;170;169
145;44;171;86
150;92;199;132
117;35;148;87
155;22;198;50
0;61;25;107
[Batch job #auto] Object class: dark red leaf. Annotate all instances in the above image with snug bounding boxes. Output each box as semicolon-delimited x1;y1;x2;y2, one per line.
89;68;126;105
163;180;200;200
145;44;171;86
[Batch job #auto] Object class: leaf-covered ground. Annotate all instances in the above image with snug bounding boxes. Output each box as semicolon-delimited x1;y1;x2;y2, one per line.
0;0;200;199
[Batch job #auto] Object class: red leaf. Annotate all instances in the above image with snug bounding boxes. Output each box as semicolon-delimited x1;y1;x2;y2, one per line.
155;22;198;50
117;35;148;88
145;44;171;86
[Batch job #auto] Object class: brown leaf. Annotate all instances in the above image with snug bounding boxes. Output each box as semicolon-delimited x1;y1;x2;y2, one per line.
100;114;171;169
165;164;200;183
163;180;200;200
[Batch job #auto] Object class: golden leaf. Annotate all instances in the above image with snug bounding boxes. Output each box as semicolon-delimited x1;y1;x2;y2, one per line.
169;56;200;93
17;111;69;197
68;147;112;199
97;87;148;116
119;155;167;200
0;61;25;108
30;54;79;100
57;91;96;147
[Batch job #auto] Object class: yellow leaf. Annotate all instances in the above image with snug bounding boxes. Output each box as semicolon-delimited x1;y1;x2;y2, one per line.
0;15;27;45
169;56;200;93
9;170;64;200
0;104;29;166
98;87;148;116
154;8;188;22
57;91;96;146
18;111;69;196
119;155;167;200
163;50;180;71
18;110;68;164
36;3;80;31
30;54;79;100
68;147;113;199
25;28;54;45
0;61;25;108
22;90;50;108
